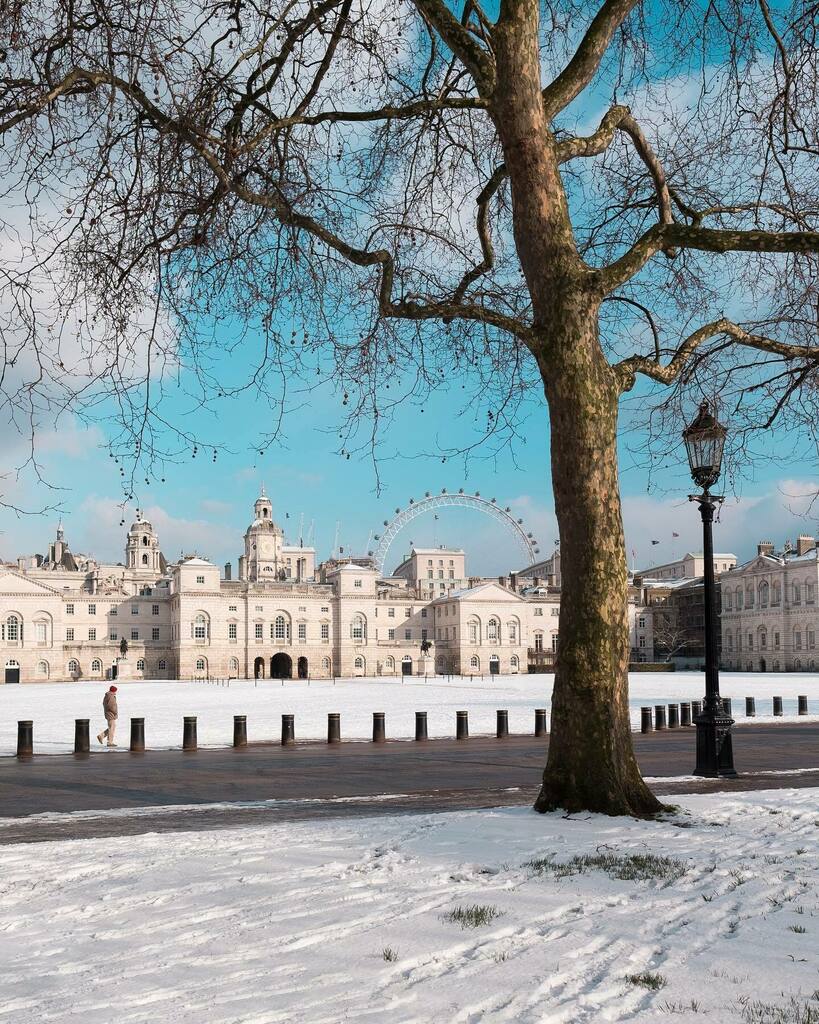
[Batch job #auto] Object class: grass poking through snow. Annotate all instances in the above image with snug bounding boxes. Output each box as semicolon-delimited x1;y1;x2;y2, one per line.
627;971;667;991
441;904;503;929
526;852;687;882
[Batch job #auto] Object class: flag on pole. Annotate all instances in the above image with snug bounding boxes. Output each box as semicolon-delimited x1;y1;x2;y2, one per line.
672;531;679;538
651;540;660;545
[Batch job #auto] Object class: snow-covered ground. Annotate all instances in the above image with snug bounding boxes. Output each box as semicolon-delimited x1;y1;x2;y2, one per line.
2;788;818;1023
0;672;816;755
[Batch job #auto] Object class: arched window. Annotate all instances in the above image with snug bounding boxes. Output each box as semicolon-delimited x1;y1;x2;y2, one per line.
142;553;148;565
351;615;366;641
795;629;803;650
142;535;148;546
746;587;755;608
487;617;499;641
795;657;802;670
469;655;480;669
37;660;49;677
136;658;145;671
725;631;733;651
34;615;50;646
806;580;815;604
321;657;331;673
385;656;395;672
510;654;519;672
91;658;102;674
5;614;20;642
736;588;743;610
772;581;781;605
507;619;518;643
758;628;767;650
354;655;365;670
759;582;769;608
793;583;802;604
158;659;167;670
724;589;732;610
468;618;480;644
195;657;206;672
193;613;209;642
68;659;80;675
274;614;290;641
228;657;240;676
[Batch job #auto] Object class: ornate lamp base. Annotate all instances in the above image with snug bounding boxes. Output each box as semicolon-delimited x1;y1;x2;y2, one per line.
693;712;737;777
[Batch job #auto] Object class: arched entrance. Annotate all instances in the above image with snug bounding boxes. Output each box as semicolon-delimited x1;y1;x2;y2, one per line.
254;656;265;679
271;653;292;679
401;655;413;676
4;659;20;684
759;658;767;673
489;654;500;675
297;656;308;679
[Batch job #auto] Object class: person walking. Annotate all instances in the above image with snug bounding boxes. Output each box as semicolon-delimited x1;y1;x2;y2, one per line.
97;685;119;747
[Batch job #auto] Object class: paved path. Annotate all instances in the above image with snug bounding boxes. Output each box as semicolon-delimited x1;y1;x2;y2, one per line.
0;723;817;843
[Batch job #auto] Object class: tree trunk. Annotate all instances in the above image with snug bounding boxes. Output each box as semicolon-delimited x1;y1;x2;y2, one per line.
533;315;663;817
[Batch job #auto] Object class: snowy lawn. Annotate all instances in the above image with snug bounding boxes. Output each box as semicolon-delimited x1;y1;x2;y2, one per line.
2;788;819;1023
0;672;817;755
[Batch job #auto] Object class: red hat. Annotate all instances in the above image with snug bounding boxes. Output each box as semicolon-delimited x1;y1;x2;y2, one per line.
109;685;118;692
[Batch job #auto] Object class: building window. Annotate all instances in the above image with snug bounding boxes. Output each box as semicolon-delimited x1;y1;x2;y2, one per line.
229;605;237;612
551;634;559;652
470;655;479;669
68;659;79;675
152;604;159;616
534;607;543;616
469;622;478;643
807;584;815;604
638;636;646;648
793;584;802;605
795;630;803;650
405;607;411;617
66;604;74;615
88;628;96;641
438;570;444;579
405;629;412;640
91;659;102;674
388;628;395;640
196;658;205;672
354;656;364;669
759;582;769;608
772;582;781;605
131;629;139;641
421;608;427;618
354;579;362;588
196;576;205;584
534;632;544;651
253;622;262;640
66;628;75;641
321;623;329;640
774;632;780;649
274;615;289;640
298;623;307;640
726;632;733;651
508;622;517;642
638;616;645;628
351;616;365;641
487;618;499;640
159;659;167;670
137;658;145;671
109;630;118;641
36;621;48;644
88;604;96;615
152;627;160;641
759;630;767;649
229;623;237;641
427;570;433;579
193;614;208;641
449;570;454;579
809;630;816;649
255;605;263;612
736;589;743;610
388;608;395;618
110;607;117;616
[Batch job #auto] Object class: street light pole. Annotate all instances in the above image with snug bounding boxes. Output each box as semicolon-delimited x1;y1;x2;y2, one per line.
683;401;737;778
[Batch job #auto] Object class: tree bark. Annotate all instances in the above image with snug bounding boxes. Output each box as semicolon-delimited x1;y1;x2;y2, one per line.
534;323;663;816
491;0;662;816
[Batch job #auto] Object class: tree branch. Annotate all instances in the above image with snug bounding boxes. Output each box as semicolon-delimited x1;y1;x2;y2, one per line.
541;0;640;118
411;0;497;95
616;318;819;390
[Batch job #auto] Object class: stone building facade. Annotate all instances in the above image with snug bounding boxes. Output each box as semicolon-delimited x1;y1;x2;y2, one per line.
720;536;819;672
0;490;565;683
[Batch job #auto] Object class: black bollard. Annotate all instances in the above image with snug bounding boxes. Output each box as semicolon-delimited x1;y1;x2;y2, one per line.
17;720;33;758
456;710;469;740
722;697;732;717
534;708;548;737
328;713;341;744
668;704;680;729
496;709;509;739
233;715;247;748
773;695;783;717
680;702;692;727
74;719;90;755
281;714;295;746
130;717;145;753
691;700;702;718
372;712;386;743
641;706;653;733
183;716;197;751
415;711;428;741
654;705;667;731
799;695;808;716
745;696;756;717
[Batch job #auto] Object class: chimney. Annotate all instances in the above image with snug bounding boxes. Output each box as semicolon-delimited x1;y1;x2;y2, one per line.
224;561;232;581
758;541;774;556
797;535;814;557
510;572;517;592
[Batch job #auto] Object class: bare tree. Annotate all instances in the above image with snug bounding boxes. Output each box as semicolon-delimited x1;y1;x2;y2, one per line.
651;606;694;665
2;0;819;814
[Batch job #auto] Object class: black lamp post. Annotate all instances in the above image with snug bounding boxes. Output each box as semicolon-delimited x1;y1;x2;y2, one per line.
683;401;737;777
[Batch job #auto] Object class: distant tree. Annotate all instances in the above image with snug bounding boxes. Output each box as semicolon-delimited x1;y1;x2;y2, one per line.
3;1;819;814
651;608;694;665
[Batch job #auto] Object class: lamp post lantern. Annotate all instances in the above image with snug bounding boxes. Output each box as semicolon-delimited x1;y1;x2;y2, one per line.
683;401;737;777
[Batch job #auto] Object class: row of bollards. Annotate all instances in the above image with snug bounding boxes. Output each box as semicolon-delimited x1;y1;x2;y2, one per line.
641;695;812;732
16;708;551;757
